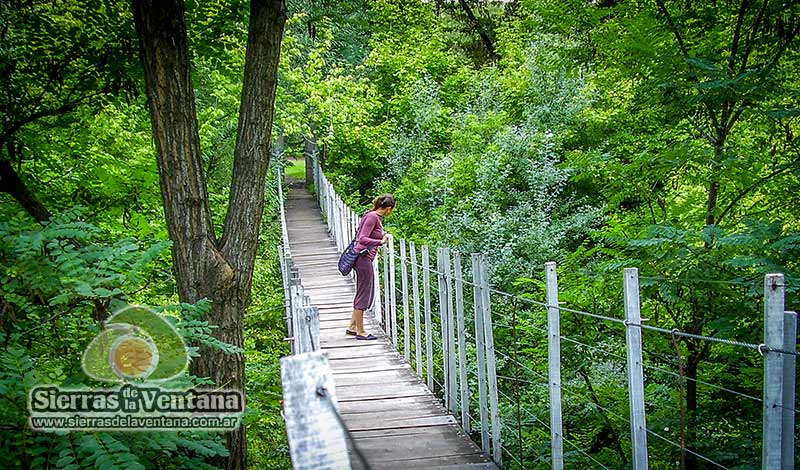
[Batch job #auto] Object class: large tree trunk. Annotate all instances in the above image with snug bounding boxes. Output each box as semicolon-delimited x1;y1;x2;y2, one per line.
207;0;286;467
131;1;285;469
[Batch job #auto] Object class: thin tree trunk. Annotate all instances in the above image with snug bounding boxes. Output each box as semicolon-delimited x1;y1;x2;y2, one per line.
457;0;499;60
684;350;701;470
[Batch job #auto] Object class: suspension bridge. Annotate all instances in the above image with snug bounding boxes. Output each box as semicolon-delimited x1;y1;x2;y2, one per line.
276;144;797;470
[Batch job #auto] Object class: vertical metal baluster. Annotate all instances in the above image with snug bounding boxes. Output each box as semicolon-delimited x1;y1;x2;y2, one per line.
472;253;489;454
411;242;423;375
422;246;434;391
400;239;411;361
454;251;469;433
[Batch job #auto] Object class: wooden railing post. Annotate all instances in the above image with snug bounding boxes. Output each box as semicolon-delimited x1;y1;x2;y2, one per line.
280;352;351;470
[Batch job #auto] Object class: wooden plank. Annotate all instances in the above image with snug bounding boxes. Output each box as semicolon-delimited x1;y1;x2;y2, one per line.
331;367;418;386
348;425;480;460
324;345;396;361
335;394;441;413
350;454;491;470
321;336;388;349
328;358;408;374
336;382;431;402
343;414;456;432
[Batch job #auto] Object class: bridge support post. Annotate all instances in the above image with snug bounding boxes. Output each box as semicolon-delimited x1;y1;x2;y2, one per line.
471;253;490;455
546;262;564;470
280;351;352;470
624;268;649;470
423;246;434;391
762;273;786;469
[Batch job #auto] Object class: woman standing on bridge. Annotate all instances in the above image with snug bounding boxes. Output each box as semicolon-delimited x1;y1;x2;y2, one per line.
347;194;395;340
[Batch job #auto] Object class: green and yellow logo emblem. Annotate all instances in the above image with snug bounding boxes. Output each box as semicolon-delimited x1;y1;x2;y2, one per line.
82;305;188;382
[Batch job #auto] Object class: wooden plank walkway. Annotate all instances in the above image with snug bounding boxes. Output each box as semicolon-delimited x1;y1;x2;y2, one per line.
285;181;497;470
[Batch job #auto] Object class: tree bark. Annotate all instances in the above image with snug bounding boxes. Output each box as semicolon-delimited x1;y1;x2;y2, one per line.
457;0;499;61
684;346;701;470
131;1;286;469
0;159;52;223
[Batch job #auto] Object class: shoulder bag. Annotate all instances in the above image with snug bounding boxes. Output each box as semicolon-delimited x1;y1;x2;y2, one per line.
337;214;370;276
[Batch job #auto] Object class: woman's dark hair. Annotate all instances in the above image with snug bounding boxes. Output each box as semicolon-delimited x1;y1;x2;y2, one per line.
371;193;396;211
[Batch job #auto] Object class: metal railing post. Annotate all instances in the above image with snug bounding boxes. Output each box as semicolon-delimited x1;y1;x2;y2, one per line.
762;273;786;469
782;310;797;469
437;247;450;404
400;239;411;361
445;248;457;413
411;242;423;375
372;256;382;325
388;235;398;348
479;255;501;467
472;253;490;455
624;268;649;470
382;247;390;334
546;261;564;470
454;251;469;433
422;246;434;390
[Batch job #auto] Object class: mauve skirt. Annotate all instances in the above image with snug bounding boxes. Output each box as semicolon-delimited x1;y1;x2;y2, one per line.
353;255;374;310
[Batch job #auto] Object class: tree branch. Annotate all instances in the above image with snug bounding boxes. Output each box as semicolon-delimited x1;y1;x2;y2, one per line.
457;0;499;60
716;157;800;225
728;0;752;74
653;0;690;58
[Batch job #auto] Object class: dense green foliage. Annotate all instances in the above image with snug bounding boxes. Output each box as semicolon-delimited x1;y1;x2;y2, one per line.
278;0;799;468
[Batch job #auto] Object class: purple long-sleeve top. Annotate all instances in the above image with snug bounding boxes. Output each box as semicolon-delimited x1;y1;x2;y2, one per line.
354;211;384;260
